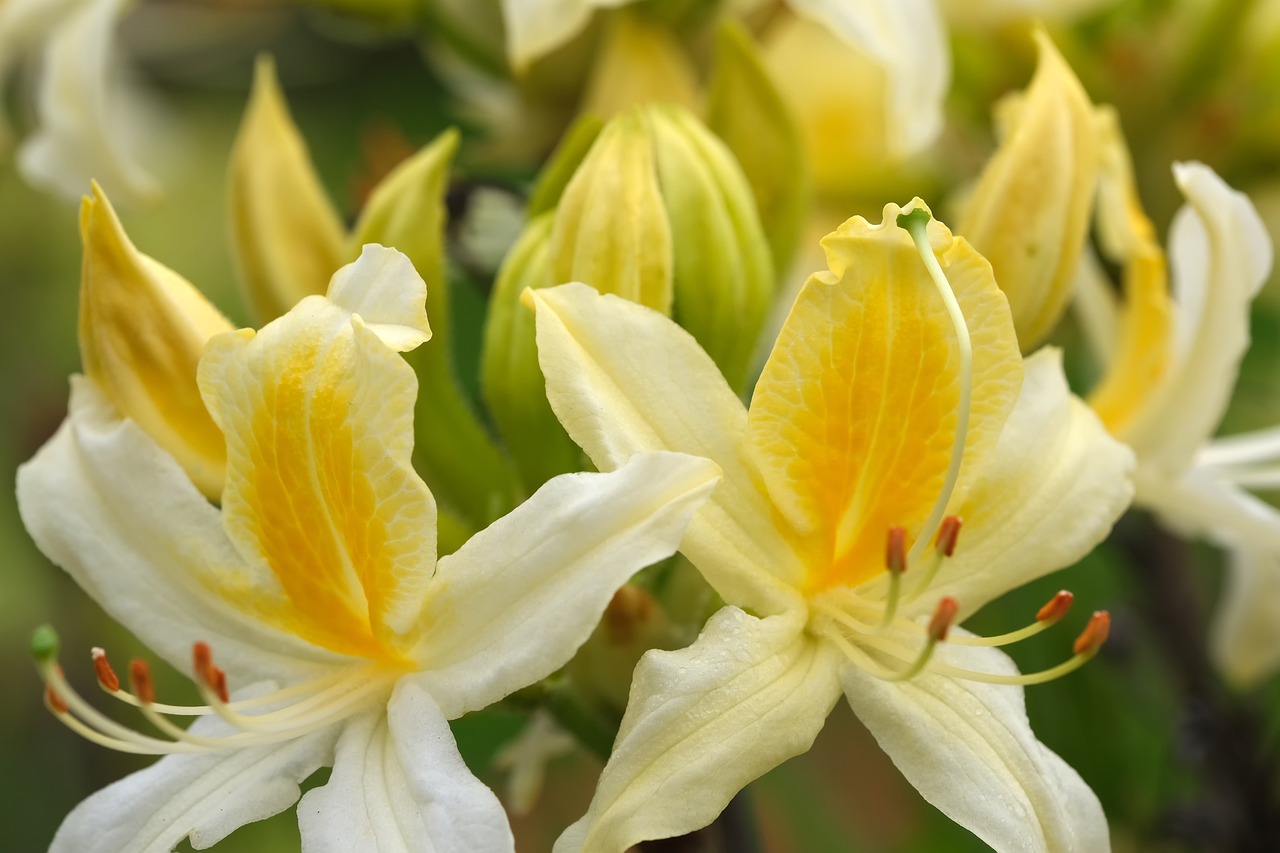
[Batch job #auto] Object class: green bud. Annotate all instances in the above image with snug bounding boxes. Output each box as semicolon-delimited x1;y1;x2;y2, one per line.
480;213;585;492
527;114;604;218
483;104;775;490
706;20;810;277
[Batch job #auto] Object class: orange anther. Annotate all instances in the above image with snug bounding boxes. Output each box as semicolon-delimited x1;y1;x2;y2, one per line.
1073;611;1111;656
45;683;69;715
209;666;229;704
935;516;962;557
886;527;908;574
193;641;214;685
91;647;120;692
928;596;960;642
129;659;156;705
1036;591;1075;624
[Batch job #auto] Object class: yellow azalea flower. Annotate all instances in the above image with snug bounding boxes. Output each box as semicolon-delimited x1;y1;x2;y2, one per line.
3;0;164;203
77;183;232;500
19;245;720;852
531;202;1134;851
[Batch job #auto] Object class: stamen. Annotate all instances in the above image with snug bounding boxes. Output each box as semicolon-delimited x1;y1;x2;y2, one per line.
91;648;120;692
927;596;959;642
192;642;230;703
906;515;963;601
45;676;69;715
898;208;973;565
879;526;908;628
129;659;156;706
950;590;1075;647
1073;611;1111;657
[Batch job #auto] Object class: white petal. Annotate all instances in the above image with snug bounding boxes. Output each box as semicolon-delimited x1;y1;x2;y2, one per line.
554;607;842;853
1199;425;1280;468
1211;548;1280;688
18;0;163;204
843;640;1110;853
17;378;341;683
1122;163;1273;472
299;680;514;853
788;0;949;157
52;719;336;853
413;451;719;718
1136;464;1280;552
900;349;1134;618
532;282;806;615
326;245;432;352
501;0;594;70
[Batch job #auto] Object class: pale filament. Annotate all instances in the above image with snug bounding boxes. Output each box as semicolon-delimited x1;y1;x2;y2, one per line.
899;210;973;565
39;653;394;756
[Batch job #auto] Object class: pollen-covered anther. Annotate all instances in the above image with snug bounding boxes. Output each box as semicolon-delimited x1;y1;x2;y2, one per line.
209;666;229;704
886;526;908;574
1073;611;1111;657
934;516;962;557
927;596;960;642
129;659;156;706
91;647;120;692
1036;591;1075;624
192;641;230;703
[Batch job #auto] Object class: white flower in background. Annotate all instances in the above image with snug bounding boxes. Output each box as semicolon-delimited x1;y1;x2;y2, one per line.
1;0;162;203
20;244;719;852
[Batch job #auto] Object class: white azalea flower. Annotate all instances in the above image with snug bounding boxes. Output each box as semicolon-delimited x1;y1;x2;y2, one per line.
20;244;720;852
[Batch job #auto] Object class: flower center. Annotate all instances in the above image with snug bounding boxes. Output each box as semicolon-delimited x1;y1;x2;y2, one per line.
31;627;402;755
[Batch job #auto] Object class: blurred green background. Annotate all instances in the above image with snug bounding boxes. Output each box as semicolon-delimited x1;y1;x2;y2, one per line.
3;1;1280;851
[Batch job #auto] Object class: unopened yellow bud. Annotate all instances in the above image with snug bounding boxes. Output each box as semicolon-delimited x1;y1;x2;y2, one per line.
78;185;232;500
706;20;809;276
579;9;700;120
550;110;676;313
959;30;1100;351
229;56;347;323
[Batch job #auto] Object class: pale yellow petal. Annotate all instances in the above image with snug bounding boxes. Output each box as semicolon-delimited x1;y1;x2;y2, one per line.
579;9;699;119
748;203;1022;591
531;283;807;615
78;183;231;500
228;55;347;323
198;291;437;659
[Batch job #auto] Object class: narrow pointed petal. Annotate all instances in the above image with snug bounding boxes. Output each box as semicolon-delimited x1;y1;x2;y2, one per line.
788;0;948;157
1211;548;1280;688
414;451;720;718
555;607;841;853
18;0;163;204
78;184;232;499
1137;465;1280;552
199;258;437;658
299;682;514;853
843;641;1110;853
18;379;339;683
908;349;1134;618
531;283;807;615
229;56;347;322
1121;163;1273;472
51;711;337;853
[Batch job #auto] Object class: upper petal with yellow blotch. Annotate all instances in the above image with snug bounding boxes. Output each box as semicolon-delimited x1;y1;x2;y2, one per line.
198;249;437;661
747;202;1022;592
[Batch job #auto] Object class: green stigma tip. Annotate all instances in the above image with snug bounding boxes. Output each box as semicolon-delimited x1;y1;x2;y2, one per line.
31;624;59;663
897;208;932;233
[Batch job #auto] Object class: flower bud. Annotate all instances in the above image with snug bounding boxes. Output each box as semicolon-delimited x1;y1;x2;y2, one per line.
483;105;775;489
958;30;1100;351
706;19;809;277
79;184;232;500
228;56;347;323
